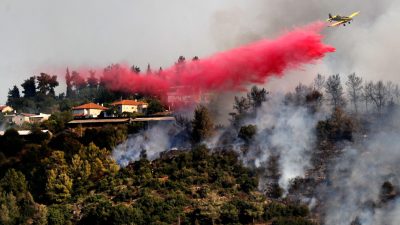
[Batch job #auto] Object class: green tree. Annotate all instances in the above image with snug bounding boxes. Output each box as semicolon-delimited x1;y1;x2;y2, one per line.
26;126;50;144
192;105;214;144
316;107;354;143
43;151;73;203
0;169;28;197
230;96;251;128
7;85;20;99
6;85;21;109
21;76;37;98
0;128;24;157
42;111;74;133
65;68;73;98
0;192;20;225
82;125;127;150
72;143;119;182
146;98;165;115
37;73;59;96
247;86;268;109
47;204;72;225
220;202;239;224
265;154;283;199
48;132;82;158
272;217;314;225
0;169;47;225
238;124;257;144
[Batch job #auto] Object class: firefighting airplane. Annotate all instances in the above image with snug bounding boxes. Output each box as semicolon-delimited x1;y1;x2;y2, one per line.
327;11;360;27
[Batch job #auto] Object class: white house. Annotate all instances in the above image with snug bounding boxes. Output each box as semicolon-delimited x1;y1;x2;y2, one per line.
8;113;33;126
3;113;51;126
72;103;108;118
111;100;148;114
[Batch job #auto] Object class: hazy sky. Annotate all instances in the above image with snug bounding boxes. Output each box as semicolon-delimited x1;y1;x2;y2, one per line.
1;0;398;104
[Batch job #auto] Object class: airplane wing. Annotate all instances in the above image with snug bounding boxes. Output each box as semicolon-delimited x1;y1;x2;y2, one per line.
329;21;345;27
349;11;360;18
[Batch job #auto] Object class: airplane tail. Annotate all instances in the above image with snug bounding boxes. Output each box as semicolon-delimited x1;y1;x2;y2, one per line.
327;13;333;22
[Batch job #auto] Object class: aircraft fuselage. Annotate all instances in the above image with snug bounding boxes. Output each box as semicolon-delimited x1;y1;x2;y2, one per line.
331;16;351;22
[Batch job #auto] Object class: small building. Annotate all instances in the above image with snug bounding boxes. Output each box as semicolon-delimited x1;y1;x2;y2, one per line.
110;100;148;114
0;105;13;113
72;103;108;118
29;113;51;123
3;113;51;126
5;113;33;126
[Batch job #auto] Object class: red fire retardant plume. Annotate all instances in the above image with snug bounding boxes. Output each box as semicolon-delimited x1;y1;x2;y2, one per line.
100;22;335;99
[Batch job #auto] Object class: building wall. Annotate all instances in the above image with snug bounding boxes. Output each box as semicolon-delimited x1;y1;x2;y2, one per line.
12;115;30;126
73;109;86;116
73;109;104;118
87;109;103;117
138;105;148;113
117;104;148;114
29;114;51;123
120;105;138;113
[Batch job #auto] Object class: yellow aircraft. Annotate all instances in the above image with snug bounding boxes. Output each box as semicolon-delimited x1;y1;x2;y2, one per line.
327;11;360;27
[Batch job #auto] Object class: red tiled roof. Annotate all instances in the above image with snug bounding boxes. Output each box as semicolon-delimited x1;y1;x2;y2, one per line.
72;103;108;110
21;113;36;117
0;105;12;111
111;100;148;106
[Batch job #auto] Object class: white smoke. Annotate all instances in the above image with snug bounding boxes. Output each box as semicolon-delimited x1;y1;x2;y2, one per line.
112;124;172;167
0;115;7;132
242;95;325;192
321;114;400;225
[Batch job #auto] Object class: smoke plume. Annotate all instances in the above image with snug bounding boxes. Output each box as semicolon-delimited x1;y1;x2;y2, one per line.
243;96;324;192
112;120;192;166
319;111;400;225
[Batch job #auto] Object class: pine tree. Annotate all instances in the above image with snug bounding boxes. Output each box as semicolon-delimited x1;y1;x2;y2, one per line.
6;85;20;109
325;74;346;108
65;68;73;97
21;76;37;98
192;105;214;143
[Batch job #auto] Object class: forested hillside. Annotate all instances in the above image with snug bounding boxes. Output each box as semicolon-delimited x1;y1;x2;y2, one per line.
2;71;400;225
